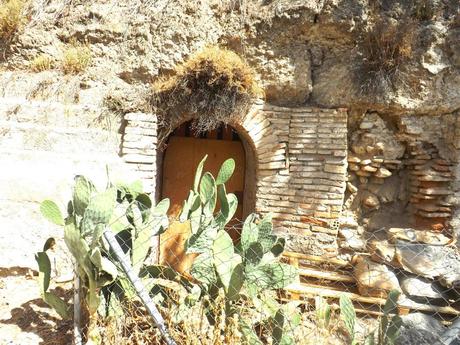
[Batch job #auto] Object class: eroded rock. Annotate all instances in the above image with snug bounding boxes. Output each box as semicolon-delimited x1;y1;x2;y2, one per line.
400;276;447;302
395;241;460;288
396;313;445;345
352;255;401;298
388;228;452;245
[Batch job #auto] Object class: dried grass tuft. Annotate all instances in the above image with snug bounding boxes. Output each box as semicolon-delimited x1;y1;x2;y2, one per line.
152;46;262;142
0;0;26;40
30;53;54;72
61;40;91;75
357;19;415;95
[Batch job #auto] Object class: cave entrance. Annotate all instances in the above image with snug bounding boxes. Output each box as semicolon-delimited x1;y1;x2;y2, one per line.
159;121;250;272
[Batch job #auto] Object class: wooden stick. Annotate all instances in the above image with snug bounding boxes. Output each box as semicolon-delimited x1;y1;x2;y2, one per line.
285;283;460;316
298;267;355;283
288;256;300;300
283;251;350;267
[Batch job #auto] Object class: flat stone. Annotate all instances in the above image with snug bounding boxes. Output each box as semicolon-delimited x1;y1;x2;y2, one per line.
360;122;374;129
395;241;460;287
375;167;392;178
372;156;384;163
362;165;377;172
412;170;453;178
416;204;451;213
417;175;453;182
360;159;372;165
400;276;447;301
434;159;452;166
387;228;451;245
349;163;360;171
419;188;451;196
432;164;451;172
417;211;451;218
411;193;437;200
363;194;379;208
348;155;361;163
353;256;401;298
324;164;347;174
415;154;431;160
384;159;402;164
347;182;358;194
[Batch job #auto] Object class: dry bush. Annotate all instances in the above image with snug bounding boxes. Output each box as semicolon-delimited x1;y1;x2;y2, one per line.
61;40;91;74
0;0;26;40
152;46;262;142
358;19;415;95
30;53;54;72
411;0;435;21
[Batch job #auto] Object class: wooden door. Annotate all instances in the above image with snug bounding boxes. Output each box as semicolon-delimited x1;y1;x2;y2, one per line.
160;127;245;273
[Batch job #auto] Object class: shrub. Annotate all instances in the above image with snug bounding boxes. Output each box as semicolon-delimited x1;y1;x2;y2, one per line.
30;54;54;72
152;46;262;140
61;40;92;74
357;19;415;95
0;0;26;40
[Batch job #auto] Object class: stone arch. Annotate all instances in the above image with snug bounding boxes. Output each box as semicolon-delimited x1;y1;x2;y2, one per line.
156;101;281;219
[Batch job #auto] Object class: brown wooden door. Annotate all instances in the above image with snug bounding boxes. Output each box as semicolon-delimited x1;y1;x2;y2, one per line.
160;133;245;273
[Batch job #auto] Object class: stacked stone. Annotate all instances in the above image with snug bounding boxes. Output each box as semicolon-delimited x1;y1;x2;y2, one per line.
347;113;404;211
121;112;157;194
360;227;460;302
405;142;454;225
348;154;398;184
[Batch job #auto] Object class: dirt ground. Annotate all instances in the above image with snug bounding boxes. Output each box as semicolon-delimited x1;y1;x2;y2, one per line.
0;267;72;345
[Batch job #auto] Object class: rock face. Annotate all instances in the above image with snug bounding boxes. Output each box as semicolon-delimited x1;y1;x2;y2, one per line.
396;313;445;345
351;113;405;161
395;241;460;287
0;0;458;113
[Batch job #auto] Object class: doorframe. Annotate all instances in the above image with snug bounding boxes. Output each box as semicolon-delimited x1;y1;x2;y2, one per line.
156;121;257;220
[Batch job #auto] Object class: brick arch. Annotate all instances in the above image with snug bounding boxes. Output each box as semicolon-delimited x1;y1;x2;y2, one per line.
229;102;289;217
121;104;349;256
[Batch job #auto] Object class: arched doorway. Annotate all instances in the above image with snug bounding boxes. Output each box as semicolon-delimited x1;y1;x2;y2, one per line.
159;121;250;272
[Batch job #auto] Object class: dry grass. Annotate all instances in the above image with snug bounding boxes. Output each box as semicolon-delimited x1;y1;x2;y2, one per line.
30;53;54;72
61;40;91;74
357;19;415;95
97;297;353;345
0;0;26;40
411;0;435;21
152;46;262;142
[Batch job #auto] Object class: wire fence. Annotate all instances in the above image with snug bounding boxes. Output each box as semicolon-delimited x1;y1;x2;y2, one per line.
67;208;460;345
36;170;460;345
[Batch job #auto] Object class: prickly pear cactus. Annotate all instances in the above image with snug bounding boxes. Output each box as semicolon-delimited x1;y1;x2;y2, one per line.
38;175;170;343
340;294;357;345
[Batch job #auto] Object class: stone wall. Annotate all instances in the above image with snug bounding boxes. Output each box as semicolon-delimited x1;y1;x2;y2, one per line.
345;111;460;238
121;103;348;256
0;72;133;269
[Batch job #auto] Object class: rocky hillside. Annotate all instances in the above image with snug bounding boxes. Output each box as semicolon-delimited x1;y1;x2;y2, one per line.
1;0;459;114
